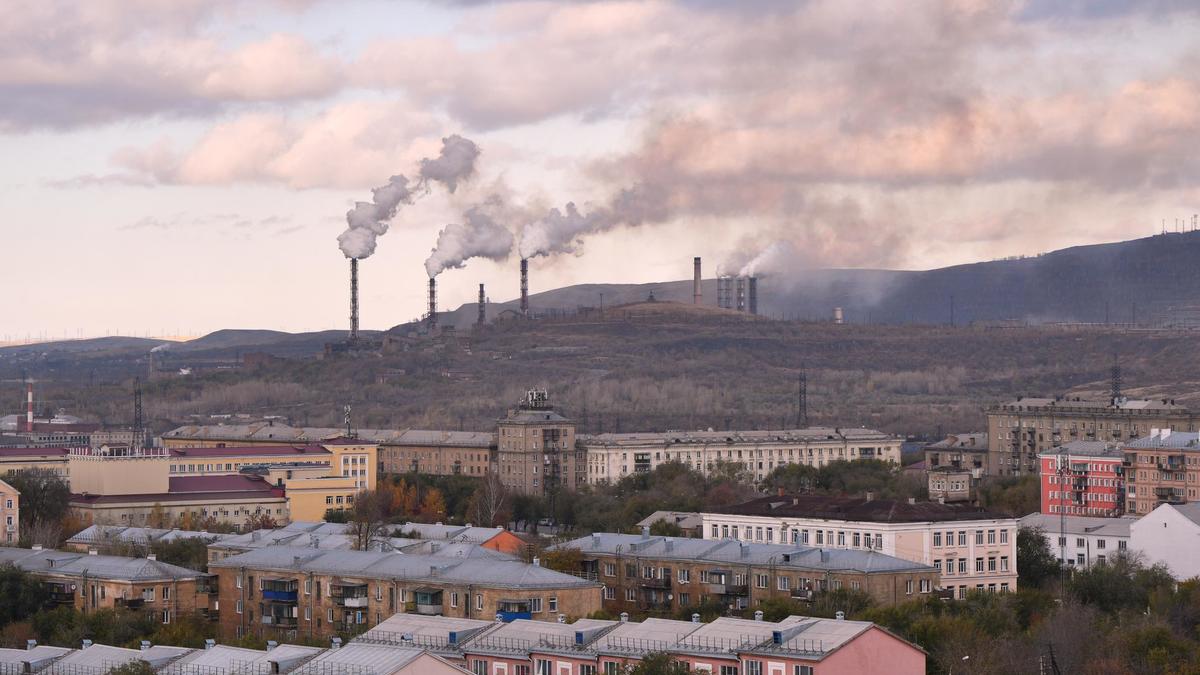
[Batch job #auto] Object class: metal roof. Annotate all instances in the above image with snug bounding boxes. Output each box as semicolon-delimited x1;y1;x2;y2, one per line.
993;397;1190;413
163;424;494;449
590;618;703;656
579;427;894;447
555;533;934;574
1036;440;1122;458
292;643;423;675
463;619;615;657
0;548;207;582
0;646;71;672
711;494;1006;523
1018;513;1133;538
169;644;323;674
1125;431;1200;450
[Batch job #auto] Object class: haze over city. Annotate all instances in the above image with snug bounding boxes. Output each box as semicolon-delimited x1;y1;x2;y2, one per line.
3;0;1199;337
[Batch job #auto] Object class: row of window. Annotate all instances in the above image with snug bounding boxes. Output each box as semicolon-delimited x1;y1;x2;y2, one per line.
931;529;1010;548
711;524;887;549
933;556;1010;576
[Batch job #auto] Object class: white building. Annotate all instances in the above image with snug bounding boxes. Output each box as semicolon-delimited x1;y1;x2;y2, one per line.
1018;513;1132;567
697;494;1019;598
580;427;901;485
1130;502;1200;579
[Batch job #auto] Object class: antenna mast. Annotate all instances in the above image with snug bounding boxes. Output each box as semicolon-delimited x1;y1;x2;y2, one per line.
133;377;147;450
797;365;809;428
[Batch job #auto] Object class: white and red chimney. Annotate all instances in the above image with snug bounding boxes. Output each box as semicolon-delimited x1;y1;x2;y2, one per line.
26;381;34;432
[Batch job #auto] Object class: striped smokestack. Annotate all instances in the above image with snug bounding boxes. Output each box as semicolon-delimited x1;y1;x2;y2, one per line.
520;258;529;317
478;283;486;325
26;380;34;433
693;257;702;304
427;277;438;331
349;258;359;342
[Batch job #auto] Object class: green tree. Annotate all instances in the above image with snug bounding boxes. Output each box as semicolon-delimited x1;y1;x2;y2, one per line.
107;662;156;675
1016;526;1060;588
0;565;50;625
647;519;683;537
149;539;209;572
7;469;70;546
628;652;691;674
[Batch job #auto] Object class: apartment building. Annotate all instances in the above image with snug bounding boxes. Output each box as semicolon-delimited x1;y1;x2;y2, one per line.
700;495;1019;598
987;396;1195;477
1122;430;1200;515
209;547;601;641
1038;441;1125;516
581;427;902;485
554;532;938;613
1018;513;1132;567
65;525;228;554
0;547;214;623
495;391;584;497
0;478;17;544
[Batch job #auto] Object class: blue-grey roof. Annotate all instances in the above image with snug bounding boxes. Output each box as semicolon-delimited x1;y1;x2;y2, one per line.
0;548;208;582
210;548;597;590
554;533;933;574
67;525;231;547
1018;513;1133;538
1126;431;1200;450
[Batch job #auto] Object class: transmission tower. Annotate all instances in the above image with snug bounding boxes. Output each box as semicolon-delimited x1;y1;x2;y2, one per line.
1110;354;1123;404
133;377;147;450
797;365;809;428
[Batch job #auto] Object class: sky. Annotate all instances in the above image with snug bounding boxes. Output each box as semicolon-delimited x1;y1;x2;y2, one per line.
2;0;1199;339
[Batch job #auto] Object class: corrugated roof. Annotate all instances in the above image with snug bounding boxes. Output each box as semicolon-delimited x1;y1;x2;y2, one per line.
1018;513;1133;538
579;427;894;447
292;643;422;675
713;494;1005;523
1126;431;1200;450
1037;440;1122;458
67;525;232;547
163;424;494;449
0;548;207;582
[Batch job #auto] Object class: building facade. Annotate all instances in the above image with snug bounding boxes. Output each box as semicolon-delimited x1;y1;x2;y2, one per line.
0;447;70;479
1018;513;1131;568
210;547;601;642
495;391;583;496
699;495;1019;598
0;478;17;544
987;396;1195;477
1122;430;1200;516
1038;441;1125;516
554;532;939;613
582;428;902;485
1130;502;1200;580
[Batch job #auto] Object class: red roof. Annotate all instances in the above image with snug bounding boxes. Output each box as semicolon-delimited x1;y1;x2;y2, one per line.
0;447;71;458
168;445;331;458
169;474;279;493
70;474;286;505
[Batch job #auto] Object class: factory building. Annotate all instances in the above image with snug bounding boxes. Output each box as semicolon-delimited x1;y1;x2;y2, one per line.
986;396;1195;477
581;427;901;484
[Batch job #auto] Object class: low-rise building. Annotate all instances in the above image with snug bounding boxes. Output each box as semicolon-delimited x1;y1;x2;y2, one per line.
554;532;938;613
927;467;976;504
209;547;602;641
0;547;214;623
1018;513;1132;567
924;433;988;473
1038;441;1125;516
635;511;704;537
0;478;17;544
1122;430;1200;515
65;525;230;554
0;447;70;479
699;494;1019;597
1131;502;1200;579
70;472;288;529
582;427;903;485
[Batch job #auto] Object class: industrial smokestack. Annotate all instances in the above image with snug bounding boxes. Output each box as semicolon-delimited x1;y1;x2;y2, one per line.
520;258;529;317
427;277;438;331
693;257;702;305
349;258;360;342
26;380;34;433
478;283;486;326
748;277;758;316
735;277;747;312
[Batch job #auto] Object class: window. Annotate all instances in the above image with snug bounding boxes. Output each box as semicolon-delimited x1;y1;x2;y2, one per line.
604;563;616;577
548;597;557;612
476;594;483;611
535;659;551;675
1000;556;1010;572
679;593;690;606
1097;539;1107;549
604;664;621;675
795;667;814;675
603;587;615;600
143;588;155;602
777;576;790;590
1076;537;1085;548
678;569;690;584
236;575;243;589
161;609;170;624
958;531;967;546
906;580;914;595
1000;529;1009;544
451;592;459;608
755;574;768;589
987;530;996;544
875;533;883;549
580;667;596;675
719;667;739;675
1119;540;1127;550
958;559;966;575
163;586;171;600
472;660;487;675
305;579;311;595
934;532;942;547
235;599;243;614
746;661;763;675
975;531;984;545
975;558;984;573
988;557;997;572
625;588;636;602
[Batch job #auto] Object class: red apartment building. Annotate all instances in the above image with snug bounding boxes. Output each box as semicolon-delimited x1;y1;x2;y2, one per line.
1039;441;1125;516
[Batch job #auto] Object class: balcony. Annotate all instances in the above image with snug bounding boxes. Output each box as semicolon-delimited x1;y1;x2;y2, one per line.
414;602;443;616
262;615;298;627
332;581;369;607
412;589;443;616
1154;487;1185;502
705;583;748;596
262;578;299;602
641;576;672;590
790;588;817;601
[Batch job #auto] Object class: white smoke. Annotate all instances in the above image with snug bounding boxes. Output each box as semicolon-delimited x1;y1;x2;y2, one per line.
336;135;481;260
739;240;797;277
424;199;516;277
517;184;668;259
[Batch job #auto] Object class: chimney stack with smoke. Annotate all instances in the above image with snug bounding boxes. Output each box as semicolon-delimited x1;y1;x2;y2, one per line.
427;277;437;331
26;380;34;433
520;258;529;317
693;257;702;305
478;284;486;326
349;259;359;342
748;277;758;315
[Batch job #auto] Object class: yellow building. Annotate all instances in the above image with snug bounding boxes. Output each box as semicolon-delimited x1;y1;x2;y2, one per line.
0;478;19;544
0;447;70;479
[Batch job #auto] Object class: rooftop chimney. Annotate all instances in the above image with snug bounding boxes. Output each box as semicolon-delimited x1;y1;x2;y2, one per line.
330;638;342;650
835;611;845;621
520;258;529;317
427;277;438;331
753;610;764;621
140;641;151;651
735;277;747;312
641;526;650;539
619;612;629;623
693;257;702;305
266;641;277;651
478;283;486;326
833;306;844;324
349;258;359;342
691;613;700;623
81;640;92;649
532;557;540;567
26;640;36;651
205;640;216;650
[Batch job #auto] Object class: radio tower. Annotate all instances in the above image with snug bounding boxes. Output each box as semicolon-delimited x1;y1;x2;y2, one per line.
1110;354;1123;405
133;377;147;451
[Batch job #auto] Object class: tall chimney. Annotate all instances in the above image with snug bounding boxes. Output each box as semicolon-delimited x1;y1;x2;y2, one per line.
349;258;359;342
427;277;438;331
520;258;529;317
748;277;758;316
26;380;34;433
693;257;702;305
477;283;486;326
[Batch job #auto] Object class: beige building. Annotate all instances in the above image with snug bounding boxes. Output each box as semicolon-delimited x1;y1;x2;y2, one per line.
0;478;18;544
987;397;1195;477
495;391;583;496
1123;430;1200;516
699;494;1020;598
582;427;902;484
928;467;977;504
0;447;70;479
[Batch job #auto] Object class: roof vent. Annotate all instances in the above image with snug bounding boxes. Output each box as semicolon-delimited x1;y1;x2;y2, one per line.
620;612;629;623
641;526;650;539
330;638;342;650
266;641;277;651
753;610;764;621
495;613;504;622
591;533;600;548
147;554;156;561
835;611;845;621
532;557;540;567
740;543;749;559
140;641;151;651
31;545;42;552
25;640;35;651
557;614;566;624
907;497;916;505
88;548;98;556
205;639;216;650
691;613;700;623
81;640;92;649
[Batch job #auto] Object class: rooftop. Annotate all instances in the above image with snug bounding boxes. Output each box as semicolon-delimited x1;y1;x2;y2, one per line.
0;548;207;582
992;397;1190;413
163;423;494;449
635;511;704;530
356;613;498;655
556;533;934;574
0;447;71;458
580;427;894;447
1018;513;1134;538
711;494;1007;524
1037;440;1123;458
71;474;285;505
924;433;988;452
1125;430;1200;450
168;445;333;458
169;643;322;674
66;525;231;547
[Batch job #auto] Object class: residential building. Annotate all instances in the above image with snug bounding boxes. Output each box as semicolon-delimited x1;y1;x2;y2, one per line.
986;396;1195;477
495;391;583;497
927;467;976;504
355;612;500;665
1122;430;1200;515
699;494;1019;597
70;469;288;529
1038;441;1125;516
46;643;193;673
209;547;602;641
0;547;214;623
582;427;902;485
553;532;938;612
290;641;470;675
0;478;17;544
635;511;704;537
163;441;378;492
1018;513;1132;567
1131;502;1200;579
461;617;616;675
65;525;230;554
924;432;988;473
165;642;323;674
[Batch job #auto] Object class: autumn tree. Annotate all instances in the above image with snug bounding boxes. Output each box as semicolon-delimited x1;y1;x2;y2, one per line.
348;490;389;550
467;472;509;526
419;487;447;522
7;469;69;547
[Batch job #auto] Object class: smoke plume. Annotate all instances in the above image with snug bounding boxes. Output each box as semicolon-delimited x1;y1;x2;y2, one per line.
739;241;797;277
424;198;515;277
336;135;481;260
517;184;668;259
